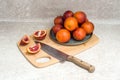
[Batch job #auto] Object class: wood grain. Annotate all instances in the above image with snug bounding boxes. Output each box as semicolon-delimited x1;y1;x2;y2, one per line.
17;29;99;68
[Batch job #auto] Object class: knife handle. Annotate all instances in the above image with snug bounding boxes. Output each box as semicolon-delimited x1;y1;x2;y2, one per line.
67;55;95;73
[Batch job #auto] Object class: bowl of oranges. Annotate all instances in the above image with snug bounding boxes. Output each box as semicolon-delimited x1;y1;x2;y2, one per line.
50;10;94;46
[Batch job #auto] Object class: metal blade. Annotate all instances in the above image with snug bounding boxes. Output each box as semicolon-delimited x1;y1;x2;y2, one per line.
35;41;95;73
40;42;69;62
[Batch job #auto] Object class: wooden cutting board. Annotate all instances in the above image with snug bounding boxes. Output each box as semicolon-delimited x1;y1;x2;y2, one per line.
17;29;99;68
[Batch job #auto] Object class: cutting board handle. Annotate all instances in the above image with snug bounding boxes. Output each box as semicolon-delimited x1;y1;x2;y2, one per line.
67;55;95;73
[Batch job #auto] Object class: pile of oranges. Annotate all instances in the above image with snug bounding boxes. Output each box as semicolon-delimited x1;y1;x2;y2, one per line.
52;10;94;43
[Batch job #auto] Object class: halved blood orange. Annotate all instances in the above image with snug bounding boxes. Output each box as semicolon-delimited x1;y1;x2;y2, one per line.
33;30;47;40
20;35;30;45
27;43;41;54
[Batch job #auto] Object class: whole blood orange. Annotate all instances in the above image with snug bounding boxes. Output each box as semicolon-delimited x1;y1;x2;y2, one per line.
56;29;71;43
52;24;63;34
73;28;86;40
81;21;94;34
64;17;78;31
74;11;86;24
63;10;74;20
54;16;64;25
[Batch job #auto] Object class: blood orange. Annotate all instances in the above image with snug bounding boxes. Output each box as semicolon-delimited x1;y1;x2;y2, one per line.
33;30;47;40
56;29;71;43
20;35;30;45
54;16;64;25
64;17;78;31
81;21;94;34
73;28;86;40
27;43;41;54
74;11;87;24
52;24;63;34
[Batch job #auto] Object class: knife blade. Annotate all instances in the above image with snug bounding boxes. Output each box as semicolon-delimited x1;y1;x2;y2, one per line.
37;41;95;73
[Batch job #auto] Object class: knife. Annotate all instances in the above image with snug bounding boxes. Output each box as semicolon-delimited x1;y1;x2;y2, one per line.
37;41;95;73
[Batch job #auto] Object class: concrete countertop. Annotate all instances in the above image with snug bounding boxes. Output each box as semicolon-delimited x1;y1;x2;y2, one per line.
0;21;120;80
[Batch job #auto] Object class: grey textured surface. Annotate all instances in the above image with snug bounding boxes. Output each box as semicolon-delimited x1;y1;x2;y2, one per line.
0;0;120;21
0;22;120;80
0;0;120;80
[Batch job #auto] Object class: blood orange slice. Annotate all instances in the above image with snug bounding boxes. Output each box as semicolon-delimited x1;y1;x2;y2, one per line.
27;43;41;54
20;35;30;45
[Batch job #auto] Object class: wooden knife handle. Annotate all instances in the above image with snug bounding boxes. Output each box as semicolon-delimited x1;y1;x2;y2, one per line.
67;55;95;73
